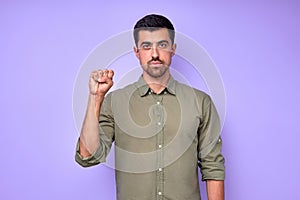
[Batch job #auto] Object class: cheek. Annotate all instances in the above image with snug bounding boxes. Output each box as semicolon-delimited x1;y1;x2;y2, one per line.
162;54;172;62
139;53;151;62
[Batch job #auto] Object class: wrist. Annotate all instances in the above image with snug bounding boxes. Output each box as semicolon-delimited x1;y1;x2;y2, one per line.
89;92;105;99
88;93;104;118
88;93;105;108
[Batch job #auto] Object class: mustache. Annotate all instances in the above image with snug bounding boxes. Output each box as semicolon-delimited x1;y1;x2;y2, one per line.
147;57;164;65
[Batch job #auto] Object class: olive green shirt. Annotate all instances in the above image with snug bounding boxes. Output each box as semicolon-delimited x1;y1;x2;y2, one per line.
75;76;225;200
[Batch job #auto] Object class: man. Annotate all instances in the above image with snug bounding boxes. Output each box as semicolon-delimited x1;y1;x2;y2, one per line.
75;14;225;200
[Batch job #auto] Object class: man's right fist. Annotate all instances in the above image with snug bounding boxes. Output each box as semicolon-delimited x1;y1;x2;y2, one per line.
89;69;114;96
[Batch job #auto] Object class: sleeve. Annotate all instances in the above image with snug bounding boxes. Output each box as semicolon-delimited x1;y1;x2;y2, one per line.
75;93;115;167
197;94;225;181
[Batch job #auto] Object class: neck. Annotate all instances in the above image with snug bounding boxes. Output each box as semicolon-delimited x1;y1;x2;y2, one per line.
143;72;170;94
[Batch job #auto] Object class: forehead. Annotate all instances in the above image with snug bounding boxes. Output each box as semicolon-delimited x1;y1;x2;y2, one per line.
137;28;171;44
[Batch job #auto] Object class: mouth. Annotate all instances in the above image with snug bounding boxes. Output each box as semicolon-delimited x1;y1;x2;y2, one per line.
149;61;163;67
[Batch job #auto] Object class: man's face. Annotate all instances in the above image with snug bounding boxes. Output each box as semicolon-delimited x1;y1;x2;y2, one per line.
134;28;176;79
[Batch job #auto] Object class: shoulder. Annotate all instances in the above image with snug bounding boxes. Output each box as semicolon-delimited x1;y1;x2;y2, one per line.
175;80;211;102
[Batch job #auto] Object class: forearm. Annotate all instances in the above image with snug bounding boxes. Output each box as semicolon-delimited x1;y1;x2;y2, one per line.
206;180;224;200
79;94;104;157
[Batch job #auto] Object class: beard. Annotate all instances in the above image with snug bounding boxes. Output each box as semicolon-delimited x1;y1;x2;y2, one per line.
142;58;169;78
144;64;169;78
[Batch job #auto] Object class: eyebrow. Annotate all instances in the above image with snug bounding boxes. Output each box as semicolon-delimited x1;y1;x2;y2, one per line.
140;41;151;46
140;40;170;46
157;40;169;44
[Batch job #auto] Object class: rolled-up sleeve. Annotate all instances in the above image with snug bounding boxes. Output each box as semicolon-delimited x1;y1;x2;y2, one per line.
75;93;115;167
75;138;107;167
198;95;225;181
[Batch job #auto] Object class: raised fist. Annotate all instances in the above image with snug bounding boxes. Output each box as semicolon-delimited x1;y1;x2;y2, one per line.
89;69;114;96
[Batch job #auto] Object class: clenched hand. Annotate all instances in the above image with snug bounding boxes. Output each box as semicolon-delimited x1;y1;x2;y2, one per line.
89;69;114;96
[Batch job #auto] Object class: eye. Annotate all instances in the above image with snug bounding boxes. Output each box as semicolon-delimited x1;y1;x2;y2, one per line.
158;42;168;49
141;43;151;50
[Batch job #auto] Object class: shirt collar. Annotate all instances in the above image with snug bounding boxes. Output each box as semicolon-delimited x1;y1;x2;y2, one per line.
135;75;176;97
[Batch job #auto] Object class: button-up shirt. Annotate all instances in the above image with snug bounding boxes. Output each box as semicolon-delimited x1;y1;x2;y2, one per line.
75;76;225;200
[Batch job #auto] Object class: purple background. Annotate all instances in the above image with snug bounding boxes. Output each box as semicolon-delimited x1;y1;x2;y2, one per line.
1;0;299;199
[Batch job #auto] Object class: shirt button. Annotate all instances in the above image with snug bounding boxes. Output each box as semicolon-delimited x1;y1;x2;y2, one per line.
158;168;162;171
156;101;160;104
158;192;162;195
157;122;161;125
158;144;162;148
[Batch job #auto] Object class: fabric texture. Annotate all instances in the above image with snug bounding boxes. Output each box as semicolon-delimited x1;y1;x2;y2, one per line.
75;76;225;200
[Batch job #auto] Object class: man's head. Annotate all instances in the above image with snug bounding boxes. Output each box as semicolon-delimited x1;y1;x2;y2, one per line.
133;14;176;79
133;14;175;46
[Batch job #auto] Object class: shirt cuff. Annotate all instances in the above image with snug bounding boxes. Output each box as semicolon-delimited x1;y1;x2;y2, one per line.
200;162;225;181
75;138;105;167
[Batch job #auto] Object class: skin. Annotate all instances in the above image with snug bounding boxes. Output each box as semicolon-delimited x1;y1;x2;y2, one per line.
207;180;224;200
79;69;114;157
134;28;176;93
79;28;224;200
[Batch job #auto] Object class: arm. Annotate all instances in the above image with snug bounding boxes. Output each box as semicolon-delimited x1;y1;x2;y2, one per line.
79;69;114;158
197;94;225;198
206;180;224;200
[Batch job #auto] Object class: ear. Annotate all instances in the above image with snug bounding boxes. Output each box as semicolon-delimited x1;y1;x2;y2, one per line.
134;46;140;59
171;43;177;56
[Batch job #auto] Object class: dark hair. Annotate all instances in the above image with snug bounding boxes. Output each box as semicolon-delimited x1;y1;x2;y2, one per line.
133;14;175;46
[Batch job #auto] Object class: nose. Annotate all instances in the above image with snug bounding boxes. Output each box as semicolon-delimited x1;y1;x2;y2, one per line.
151;46;159;59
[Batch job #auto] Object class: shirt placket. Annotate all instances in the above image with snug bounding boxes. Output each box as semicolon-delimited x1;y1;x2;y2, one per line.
152;93;165;200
